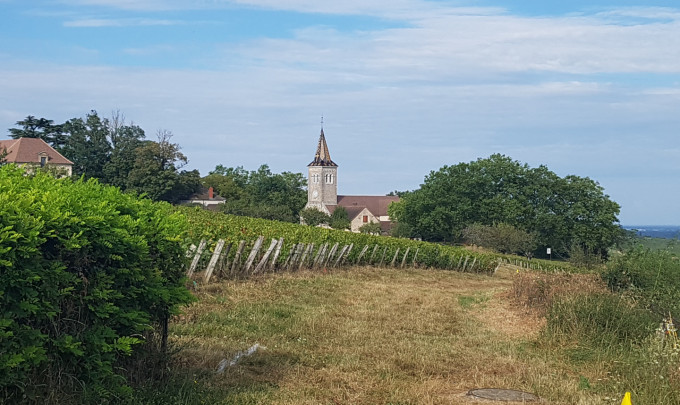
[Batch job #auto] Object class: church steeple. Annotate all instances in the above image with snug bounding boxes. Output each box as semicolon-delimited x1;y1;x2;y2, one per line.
308;128;337;167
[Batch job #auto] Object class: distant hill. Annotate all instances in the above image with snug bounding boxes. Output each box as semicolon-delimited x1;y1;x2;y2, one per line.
624;225;680;239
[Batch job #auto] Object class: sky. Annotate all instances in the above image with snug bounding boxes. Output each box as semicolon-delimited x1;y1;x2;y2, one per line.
1;0;679;225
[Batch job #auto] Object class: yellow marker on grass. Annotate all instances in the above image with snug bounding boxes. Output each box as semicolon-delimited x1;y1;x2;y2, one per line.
621;392;631;405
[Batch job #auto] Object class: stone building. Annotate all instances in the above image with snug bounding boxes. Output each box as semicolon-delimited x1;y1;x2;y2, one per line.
0;137;73;177
304;128;398;233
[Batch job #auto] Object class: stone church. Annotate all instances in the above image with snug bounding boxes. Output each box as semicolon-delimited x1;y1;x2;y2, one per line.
304;128;399;233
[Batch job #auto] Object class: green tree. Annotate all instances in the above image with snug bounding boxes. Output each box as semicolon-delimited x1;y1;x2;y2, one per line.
395;154;620;258
126;130;200;203
330;206;351;230
359;221;382;235
300;207;331;226
61;111;112;180
462;223;537;257
8;115;67;149
203;164;307;223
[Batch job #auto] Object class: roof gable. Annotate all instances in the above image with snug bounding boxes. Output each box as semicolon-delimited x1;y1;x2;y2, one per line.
0;138;73;165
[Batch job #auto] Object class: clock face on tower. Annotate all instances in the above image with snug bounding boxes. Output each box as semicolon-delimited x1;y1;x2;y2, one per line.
312;190;319;199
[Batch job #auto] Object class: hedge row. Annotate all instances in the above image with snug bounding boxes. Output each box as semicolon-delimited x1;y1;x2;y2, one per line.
0;165;193;403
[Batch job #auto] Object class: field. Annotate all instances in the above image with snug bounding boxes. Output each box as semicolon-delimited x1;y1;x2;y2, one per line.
130;265;633;405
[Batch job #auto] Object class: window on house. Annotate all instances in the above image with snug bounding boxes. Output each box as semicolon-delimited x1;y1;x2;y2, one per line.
363;215;368;223
40;156;47;167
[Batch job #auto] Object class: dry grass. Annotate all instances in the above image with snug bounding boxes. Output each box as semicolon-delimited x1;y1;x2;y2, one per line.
166;265;610;404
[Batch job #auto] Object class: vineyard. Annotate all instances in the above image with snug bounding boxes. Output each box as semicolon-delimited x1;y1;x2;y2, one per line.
177;207;567;280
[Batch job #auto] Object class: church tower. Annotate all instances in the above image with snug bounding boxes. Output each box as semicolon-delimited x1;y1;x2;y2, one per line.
306;127;338;213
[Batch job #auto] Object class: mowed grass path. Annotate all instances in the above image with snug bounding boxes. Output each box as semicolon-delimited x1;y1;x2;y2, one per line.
165;267;597;404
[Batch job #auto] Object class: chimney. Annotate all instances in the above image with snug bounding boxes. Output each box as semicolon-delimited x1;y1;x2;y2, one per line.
209;187;214;199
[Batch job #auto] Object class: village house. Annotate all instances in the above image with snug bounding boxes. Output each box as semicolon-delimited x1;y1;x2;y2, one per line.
304;128;399;233
0;137;73;177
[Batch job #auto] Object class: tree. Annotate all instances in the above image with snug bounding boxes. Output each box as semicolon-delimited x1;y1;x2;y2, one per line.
61;111;112;180
126;130;200;203
8;115;67;149
359;222;382;235
394;154;621;258
300;207;331;227
203;164;307;223
330;206;351;230
462;223;537;257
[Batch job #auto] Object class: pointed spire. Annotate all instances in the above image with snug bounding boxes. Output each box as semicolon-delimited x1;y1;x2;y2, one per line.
308;127;337;167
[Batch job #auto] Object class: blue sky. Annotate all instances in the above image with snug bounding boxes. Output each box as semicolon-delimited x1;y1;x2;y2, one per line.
1;0;679;225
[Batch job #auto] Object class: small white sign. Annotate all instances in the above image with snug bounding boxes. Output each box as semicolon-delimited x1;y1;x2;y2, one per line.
546;248;551;255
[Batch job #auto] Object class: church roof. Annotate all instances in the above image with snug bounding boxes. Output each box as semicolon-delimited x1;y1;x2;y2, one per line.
308;129;337;167
0;137;73;165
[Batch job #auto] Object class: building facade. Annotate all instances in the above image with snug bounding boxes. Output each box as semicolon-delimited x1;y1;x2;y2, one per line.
304;128;398;233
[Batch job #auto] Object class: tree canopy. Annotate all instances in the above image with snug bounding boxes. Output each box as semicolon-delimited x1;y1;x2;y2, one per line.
7;111;200;203
389;154;621;258
202;164;307;223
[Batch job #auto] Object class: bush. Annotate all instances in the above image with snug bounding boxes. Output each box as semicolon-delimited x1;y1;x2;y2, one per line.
0;165;193;403
603;247;680;318
462;223;536;257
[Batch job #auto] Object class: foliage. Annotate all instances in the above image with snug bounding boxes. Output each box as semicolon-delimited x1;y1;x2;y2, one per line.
329;206;351;230
603;247;680;319
300;207;330;227
204;164;307;223
178;206;501;273
462;223;536;257
126;130;201;203
391;154;621;258
0;165;194;403
7;111;199;203
8;116;67;150
359;222;382;235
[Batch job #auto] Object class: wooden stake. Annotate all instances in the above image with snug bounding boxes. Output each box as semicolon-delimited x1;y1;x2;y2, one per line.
243;236;265;274
254;239;279;274
269;238;284;271
229;240;246;276
390;248;400;267
333;245;348;267
356;245;370;265
400;247;410;268
341;243;353;265
378;246;388;267
187;239;207;277
204;239;226;283
369;244;379;264
324;243;339;267
412;248;419;267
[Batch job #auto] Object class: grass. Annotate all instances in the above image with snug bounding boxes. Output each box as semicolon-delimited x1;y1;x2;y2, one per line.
128;266;642;404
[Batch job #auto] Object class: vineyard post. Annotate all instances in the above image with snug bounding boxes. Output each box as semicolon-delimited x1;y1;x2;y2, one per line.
390;248;400;267
282;245;296;269
289;243;305;270
333;245;349;267
400;247;410;268
230;240;246;277
356;245;370;265
341;243;353;266
254;239;279;274
412;248;419;267
462;256;469;272
313;243;327;268
457;256;463;269
299;244;314;271
204;239;226;283
243;236;265;274
469;257;477;272
378;246;388;267
269;238;284;272
187;239;207;277
324;243;339;267
216;242;232;279
369;245;379;264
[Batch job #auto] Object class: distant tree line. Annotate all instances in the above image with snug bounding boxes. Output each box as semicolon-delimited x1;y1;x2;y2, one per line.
389;154;622;259
7;112;201;203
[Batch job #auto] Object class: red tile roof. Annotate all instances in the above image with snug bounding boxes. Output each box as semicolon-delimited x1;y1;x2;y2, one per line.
0;138;73;165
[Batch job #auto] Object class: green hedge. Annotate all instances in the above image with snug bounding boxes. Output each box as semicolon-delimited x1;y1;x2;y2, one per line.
0;165;193;403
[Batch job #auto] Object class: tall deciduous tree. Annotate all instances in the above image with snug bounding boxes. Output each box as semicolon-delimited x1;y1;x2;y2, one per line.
126;130;200;203
61;111;112;180
8;115;67;150
390;154;621;258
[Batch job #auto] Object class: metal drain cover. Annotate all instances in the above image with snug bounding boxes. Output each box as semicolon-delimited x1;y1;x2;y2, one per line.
467;388;539;402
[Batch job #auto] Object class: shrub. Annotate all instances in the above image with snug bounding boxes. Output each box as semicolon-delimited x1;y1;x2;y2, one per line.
462;223;536;257
0;165;193;403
